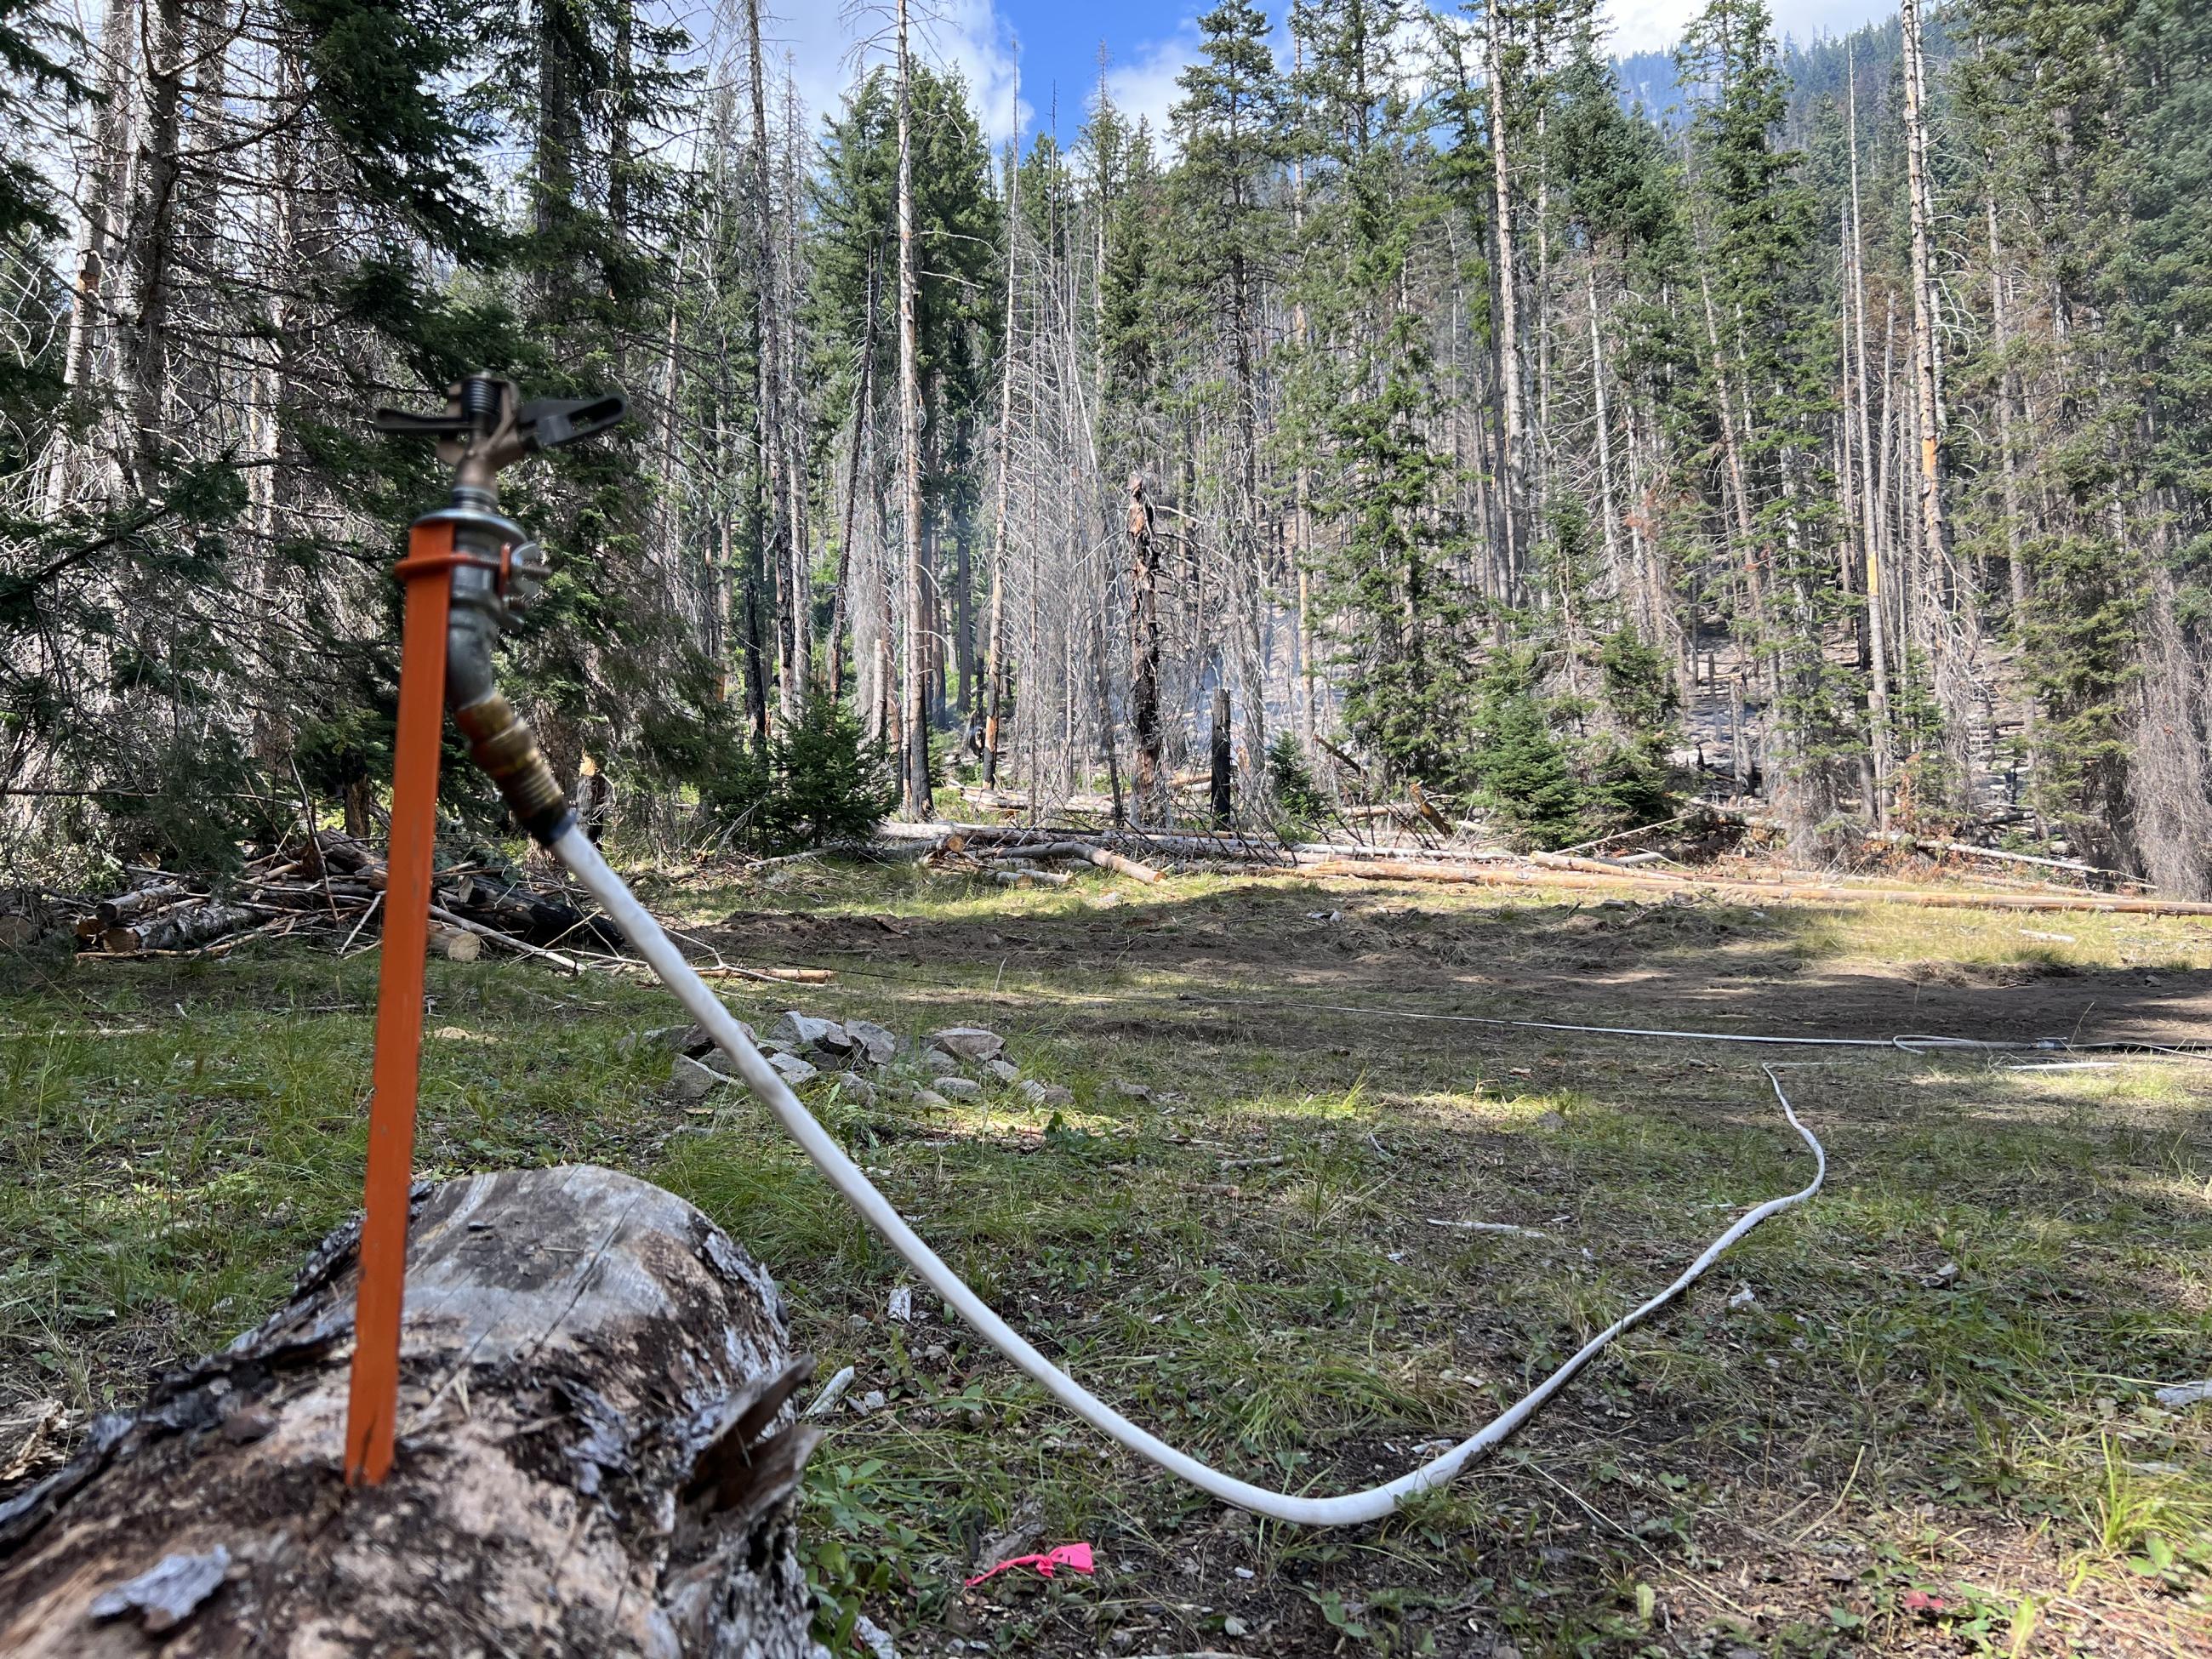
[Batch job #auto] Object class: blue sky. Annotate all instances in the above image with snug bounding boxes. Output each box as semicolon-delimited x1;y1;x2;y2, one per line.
764;0;1896;147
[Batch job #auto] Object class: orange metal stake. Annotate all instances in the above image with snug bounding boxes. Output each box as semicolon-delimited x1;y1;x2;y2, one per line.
342;520;458;1485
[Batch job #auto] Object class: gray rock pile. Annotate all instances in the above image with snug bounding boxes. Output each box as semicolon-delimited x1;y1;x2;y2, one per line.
658;1011;1078;1110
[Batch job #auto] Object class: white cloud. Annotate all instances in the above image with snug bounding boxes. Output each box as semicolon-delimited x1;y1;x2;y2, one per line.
755;0;1029;142
1601;0;1702;56
1104;23;1202;145
749;0;1892;157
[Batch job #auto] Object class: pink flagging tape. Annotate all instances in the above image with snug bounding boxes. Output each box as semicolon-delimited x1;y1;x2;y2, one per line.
964;1542;1096;1589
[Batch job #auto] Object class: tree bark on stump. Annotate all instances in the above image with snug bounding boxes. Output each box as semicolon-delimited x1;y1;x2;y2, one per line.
0;1166;820;1657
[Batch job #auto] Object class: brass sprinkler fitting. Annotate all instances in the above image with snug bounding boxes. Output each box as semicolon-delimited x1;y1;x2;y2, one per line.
371;374;627;844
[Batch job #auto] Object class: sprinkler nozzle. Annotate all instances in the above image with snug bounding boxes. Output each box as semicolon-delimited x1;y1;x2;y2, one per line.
373;374;627;843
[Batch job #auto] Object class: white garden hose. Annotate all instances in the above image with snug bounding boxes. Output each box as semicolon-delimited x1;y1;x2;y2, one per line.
555;827;1826;1526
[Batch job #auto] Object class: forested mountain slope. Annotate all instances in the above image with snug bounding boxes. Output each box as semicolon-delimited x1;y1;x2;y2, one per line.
1;0;2207;894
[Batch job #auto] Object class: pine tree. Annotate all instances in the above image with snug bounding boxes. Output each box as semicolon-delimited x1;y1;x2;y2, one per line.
1681;0;1852;840
810;62;996;792
1954;0;2146;866
1290;0;1477;794
1167;0;1285;768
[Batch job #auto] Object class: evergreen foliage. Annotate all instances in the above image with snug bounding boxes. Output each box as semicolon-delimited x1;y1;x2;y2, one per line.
703;698;896;854
6;0;2211;895
1265;731;1329;828
1469;657;1586;848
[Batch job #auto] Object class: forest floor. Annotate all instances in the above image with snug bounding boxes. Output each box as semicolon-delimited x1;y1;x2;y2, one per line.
4;858;2212;1656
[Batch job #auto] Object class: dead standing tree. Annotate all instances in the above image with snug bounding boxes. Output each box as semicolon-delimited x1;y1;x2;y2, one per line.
978;102;1019;786
1127;471;1163;820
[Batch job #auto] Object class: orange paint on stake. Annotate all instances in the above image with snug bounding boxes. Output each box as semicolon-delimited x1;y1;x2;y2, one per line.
342;520;456;1485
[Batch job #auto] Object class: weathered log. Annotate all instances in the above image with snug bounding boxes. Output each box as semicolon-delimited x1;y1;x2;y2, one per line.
305;833;381;878
425;922;482;962
1081;845;1163;883
446;879;623;950
427;904;575;971
879;819;1291;864
100;901;260;955
990;865;1071;887
94;882;188;926
1290;841;1512;864
0;1165;820;1657
968;841;1163;883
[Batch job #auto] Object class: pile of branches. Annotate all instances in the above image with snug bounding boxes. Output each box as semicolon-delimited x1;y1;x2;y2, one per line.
48;831;624;967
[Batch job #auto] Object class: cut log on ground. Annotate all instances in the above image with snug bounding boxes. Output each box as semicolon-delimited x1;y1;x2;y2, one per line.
0;1165;820;1657
66;832;628;963
989;865;1071;887
100;901;261;955
696;965;836;984
1290;841;1512;864
425;922;482;962
94;882;188;926
969;841;1163;883
876;820;1294;866
427;904;576;971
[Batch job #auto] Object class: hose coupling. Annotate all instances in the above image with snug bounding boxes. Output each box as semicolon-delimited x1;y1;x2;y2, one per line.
453;690;574;845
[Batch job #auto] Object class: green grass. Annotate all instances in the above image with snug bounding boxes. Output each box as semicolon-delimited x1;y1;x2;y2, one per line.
4;864;2211;1655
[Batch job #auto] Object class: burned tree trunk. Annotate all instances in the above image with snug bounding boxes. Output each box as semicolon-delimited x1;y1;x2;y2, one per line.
1211;687;1233;828
0;1166;818;1657
1128;474;1163;823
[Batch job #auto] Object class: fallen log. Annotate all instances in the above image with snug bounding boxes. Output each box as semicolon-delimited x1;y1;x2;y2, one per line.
1554;812;1695;856
1290;841;1512;864
100;901;261;955
427;904;579;972
425;922;482;962
304;832;381;880
1333;804;1420;823
1700;809;2151;888
1069;844;1161;883
94;882;188;926
0;1165;819;1657
1524;850;2192;909
882;819;1287;865
990;865;1072;887
969;841;1162;883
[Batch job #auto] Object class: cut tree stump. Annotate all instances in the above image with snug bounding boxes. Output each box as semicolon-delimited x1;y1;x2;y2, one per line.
425;922;482;962
0;1166;821;1657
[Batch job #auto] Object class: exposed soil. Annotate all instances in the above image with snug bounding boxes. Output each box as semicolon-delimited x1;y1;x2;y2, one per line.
702;879;2212;1048
671;870;2212;1656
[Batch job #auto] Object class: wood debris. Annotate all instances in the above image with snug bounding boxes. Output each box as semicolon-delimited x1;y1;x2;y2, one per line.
26;830;827;980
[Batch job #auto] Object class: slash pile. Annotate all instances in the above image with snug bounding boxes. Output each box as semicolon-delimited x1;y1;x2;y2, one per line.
46;831;622;964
